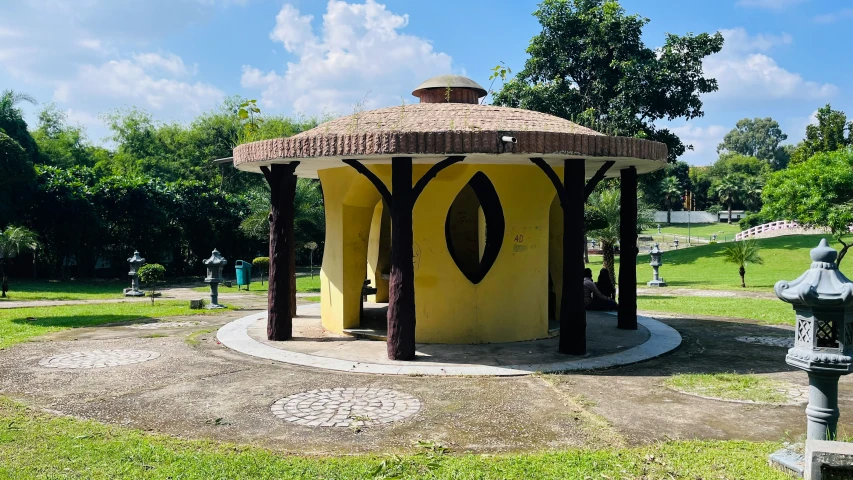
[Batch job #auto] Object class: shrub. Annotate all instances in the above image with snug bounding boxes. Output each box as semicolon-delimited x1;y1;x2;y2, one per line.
252;257;269;284
137;263;165;304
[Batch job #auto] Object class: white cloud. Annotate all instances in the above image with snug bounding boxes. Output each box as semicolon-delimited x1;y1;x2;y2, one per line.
242;0;455;116
55;53;223;114
813;8;853;24
668;124;729;166
703;28;836;104
736;0;807;10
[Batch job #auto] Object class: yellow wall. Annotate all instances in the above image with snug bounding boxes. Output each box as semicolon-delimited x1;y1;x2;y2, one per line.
366;201;390;302
318;163;563;344
548;195;563;323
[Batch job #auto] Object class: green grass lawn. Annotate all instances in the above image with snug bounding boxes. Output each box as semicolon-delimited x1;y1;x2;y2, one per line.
193;274;321;295
0;279;125;302
641;222;742;243
0;301;228;349
638;295;794;325
665;373;789;403
0;397;789;479
636;234;849;292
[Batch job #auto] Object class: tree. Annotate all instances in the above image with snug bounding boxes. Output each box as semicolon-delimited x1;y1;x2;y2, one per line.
252;257;269;285
761;149;853;265
0;226;40;297
791;104;853;165
137;263;165;304
660;176;682;224
740;176;763;211
586;184;653;285
717;117;789;170
721;240;763;288
715;175;741;223
0;90;39;163
33;104;102;168
493;0;724;163
0;132;35;227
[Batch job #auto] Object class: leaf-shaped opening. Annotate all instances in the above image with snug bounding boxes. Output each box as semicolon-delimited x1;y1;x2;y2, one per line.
444;172;504;284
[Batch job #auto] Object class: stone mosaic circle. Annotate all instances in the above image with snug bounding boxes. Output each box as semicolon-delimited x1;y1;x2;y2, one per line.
271;387;421;427
39;350;161;369
735;336;794;348
128;321;201;330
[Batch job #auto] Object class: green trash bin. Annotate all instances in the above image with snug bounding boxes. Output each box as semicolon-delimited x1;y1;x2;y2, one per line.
235;260;252;291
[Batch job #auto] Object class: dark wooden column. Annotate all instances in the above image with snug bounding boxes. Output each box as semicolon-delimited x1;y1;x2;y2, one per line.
562;159;587;354
531;157;587;355
344;156;463;360
261;162;300;341
387;157;417;360
618;166;638;330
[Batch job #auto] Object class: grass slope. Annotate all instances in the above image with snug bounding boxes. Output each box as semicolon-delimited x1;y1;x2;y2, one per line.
635;234;849;292
642;222;742;242
0;301;227;349
0;398;789;479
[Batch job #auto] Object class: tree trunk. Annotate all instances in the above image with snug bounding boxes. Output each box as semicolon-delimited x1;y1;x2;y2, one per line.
560;159;587;355
739;265;746;288
263;163;299;341
837;239;850;267
728;202;733;224
667;206;671;225
618;167;638;330
584;235;589;264
387;158;417;360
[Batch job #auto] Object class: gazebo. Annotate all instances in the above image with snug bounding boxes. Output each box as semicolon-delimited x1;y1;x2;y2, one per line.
233;75;667;361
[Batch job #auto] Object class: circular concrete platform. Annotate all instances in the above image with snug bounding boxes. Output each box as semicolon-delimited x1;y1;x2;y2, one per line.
217;304;681;376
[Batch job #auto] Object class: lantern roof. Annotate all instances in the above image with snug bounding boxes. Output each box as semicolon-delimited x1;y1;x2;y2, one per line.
127;250;145;263
203;249;228;266
775;239;853;307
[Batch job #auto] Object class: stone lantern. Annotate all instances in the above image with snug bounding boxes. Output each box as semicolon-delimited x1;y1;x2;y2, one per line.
203;249;227;308
125;251;145;297
673;238;679;249
647;243;666;287
712;233;717;242
775;238;853;440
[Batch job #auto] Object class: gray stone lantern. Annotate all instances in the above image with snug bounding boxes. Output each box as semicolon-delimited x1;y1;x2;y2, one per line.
712;233;717;242
203;249;227;308
647;243;666;287
125;251;145;297
591;239;597;249
775;239;853;440
673;237;679;249
657;224;661;234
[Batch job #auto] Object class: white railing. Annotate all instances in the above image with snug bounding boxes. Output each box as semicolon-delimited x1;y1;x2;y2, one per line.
735;220;828;241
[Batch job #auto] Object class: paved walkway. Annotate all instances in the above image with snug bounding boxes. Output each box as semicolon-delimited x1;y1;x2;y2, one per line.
217;307;681;376
637;286;777;299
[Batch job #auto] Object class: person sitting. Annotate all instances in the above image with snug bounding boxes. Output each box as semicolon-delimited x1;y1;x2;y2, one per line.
583;268;618;311
596;268;616;300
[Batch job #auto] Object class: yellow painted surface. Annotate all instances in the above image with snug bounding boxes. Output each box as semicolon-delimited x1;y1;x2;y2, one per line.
366;201;390;303
319;163;565;343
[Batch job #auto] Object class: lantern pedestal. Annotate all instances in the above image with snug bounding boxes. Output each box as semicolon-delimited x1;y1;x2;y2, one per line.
647;243;667;287
203;249;228;309
776;238;853;441
125;251;145;297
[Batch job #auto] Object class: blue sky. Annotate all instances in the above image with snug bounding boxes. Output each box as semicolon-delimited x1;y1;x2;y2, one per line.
1;0;849;165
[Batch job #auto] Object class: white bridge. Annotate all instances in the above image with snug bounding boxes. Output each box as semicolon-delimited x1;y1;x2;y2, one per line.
735;220;829;241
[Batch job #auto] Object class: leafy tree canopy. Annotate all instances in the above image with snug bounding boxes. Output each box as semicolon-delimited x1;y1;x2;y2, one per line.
716;117;789;170
761;148;853;264
493;0;724;162
0;90;39;163
790;104;853;165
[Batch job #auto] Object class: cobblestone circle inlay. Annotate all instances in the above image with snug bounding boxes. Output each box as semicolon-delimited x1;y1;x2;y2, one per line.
735;336;794;348
39;350;161;369
128;321;201;330
271;388;421;427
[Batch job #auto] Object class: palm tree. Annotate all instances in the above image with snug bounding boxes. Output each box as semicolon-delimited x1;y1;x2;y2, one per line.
741;177;763;211
715;175;741;224
0;90;39;161
0;225;40;297
660;176;682;224
586;187;653;286
721;240;763;288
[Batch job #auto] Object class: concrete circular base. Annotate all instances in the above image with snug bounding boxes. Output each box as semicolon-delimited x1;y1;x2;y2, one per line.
217;305;681;376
